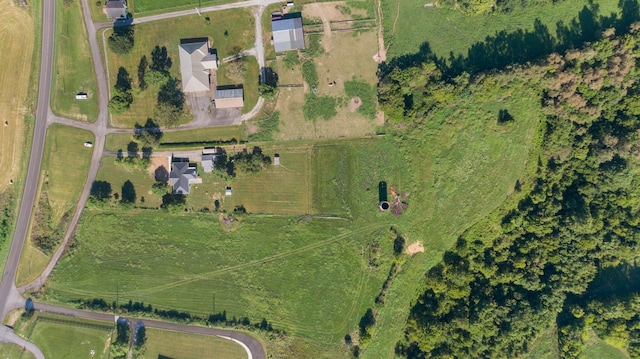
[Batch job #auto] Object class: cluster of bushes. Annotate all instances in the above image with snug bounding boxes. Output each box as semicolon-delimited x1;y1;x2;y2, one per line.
303;94;337;121
31;193;70;254
344;80;376;120
0;192;15;252
302;61;318;89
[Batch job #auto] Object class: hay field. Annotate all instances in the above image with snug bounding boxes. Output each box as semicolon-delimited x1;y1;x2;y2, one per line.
0;0;34;194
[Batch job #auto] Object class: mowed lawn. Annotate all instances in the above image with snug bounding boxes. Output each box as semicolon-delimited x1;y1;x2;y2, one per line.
130;0;242;15
104;9;255;127
52;0;98;122
95;159;164;208
383;0;621;59
224;145;312;215
142;328;248;359
25;314;112;359
217;56;259;114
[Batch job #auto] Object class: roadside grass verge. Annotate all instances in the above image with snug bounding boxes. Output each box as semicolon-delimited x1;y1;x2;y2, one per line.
382;0;620;59
103;9;255;127
52;0;98;122
141;328;248;359
0;343;35;359
17;125;94;285
88;0;111;22
217;56;259;114
131;0;243;16
15;313;112;359
104;125;245;151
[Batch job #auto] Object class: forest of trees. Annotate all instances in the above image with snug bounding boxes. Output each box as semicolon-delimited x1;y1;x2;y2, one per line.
390;16;640;359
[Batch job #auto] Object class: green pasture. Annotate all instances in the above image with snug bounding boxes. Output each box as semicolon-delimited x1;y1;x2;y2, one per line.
47;212;393;346
130;0;242;15
104;8;255;127
52;0;98;122
142;328;248;359
22;314;113;359
382;0;620;59
217;56;259;114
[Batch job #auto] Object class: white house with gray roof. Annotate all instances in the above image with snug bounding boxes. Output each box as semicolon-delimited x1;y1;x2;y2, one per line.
272;17;305;52
178;40;218;93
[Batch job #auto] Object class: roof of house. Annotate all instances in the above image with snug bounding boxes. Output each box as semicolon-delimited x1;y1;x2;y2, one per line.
201;54;218;70
272;17;305;52
169;162;197;194
201;155;215;173
104;0;127;18
214;88;244;108
178;41;211;93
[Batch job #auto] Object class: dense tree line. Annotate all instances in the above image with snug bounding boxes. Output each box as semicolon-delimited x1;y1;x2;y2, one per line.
395;24;640;359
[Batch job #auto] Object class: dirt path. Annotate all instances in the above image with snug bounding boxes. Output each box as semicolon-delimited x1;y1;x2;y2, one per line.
374;0;387;63
310;2;332;52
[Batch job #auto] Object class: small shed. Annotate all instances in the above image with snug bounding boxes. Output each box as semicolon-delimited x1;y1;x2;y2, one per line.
225;187;233;196
273;153;280;166
202;155;215;173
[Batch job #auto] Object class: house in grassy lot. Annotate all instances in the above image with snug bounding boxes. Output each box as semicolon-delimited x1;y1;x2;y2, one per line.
271;15;305;52
103;0;127;19
178;39;218;93
213;87;244;109
169;160;201;194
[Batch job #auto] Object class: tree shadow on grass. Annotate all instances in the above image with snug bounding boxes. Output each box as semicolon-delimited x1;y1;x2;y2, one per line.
380;0;640;79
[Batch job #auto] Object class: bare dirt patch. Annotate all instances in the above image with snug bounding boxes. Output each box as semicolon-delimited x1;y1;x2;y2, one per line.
0;0;34;193
406;241;424;255
348;97;362;113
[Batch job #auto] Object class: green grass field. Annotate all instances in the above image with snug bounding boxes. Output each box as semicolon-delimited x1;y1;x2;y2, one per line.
382;0;620;59
21;314;113;359
142;328;248;359
40;124;94;224
88;0;110;22
217;56;259;114
52;0;98;122
104;9;255;127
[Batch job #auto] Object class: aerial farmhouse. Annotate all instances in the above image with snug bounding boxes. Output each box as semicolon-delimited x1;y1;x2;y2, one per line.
178;39;218;93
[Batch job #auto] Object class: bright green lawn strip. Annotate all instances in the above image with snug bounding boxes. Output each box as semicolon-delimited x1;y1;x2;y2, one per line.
40;125;94;224
584;329;629;359
52;1;98;122
217;56;259;114
383;0;620;59
104;9;255;127
46;211;392;345
131;0;242;15
26;314;112;359
95;159;163;208
142;328;247;359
